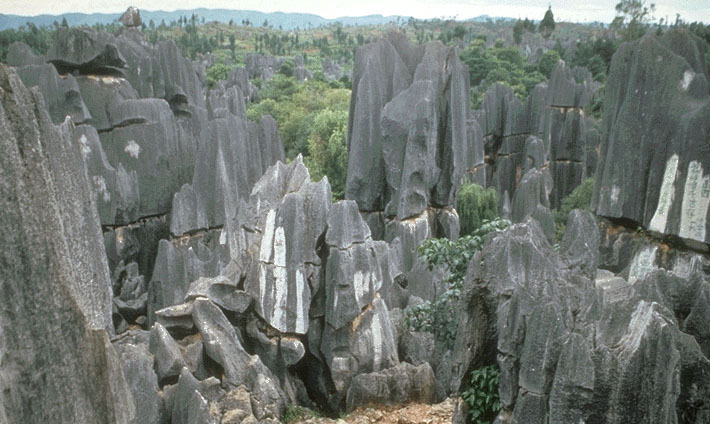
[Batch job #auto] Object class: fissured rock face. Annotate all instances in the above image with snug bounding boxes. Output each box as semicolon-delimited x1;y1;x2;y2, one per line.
593;29;710;247
451;217;710;423
0;64;133;423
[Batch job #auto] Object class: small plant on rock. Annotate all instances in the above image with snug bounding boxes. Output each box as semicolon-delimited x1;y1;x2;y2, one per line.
462;365;501;424
404;218;510;349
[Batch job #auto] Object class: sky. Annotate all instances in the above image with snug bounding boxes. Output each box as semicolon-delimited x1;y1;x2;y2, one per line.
2;0;709;24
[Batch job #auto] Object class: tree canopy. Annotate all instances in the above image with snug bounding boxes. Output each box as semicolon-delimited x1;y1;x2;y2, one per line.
611;0;656;41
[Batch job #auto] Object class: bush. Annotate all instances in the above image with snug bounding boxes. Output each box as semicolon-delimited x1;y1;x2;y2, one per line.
404;219;511;348
206;62;231;88
462;365;501;424
554;177;595;241
457;183;499;237
281;404;321;423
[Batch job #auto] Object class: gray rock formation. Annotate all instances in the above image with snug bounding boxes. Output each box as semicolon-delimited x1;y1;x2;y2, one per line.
150;322;187;383
450;218;710;423
14;64;91;125
114;331;166;424
346;32;479;217
593;29;710;247
511;168;555;241
475;58;600;211
345;362;439;412
0;64;134;423
119;6;142;27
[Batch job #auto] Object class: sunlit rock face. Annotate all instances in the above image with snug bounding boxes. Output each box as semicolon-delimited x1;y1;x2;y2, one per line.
593;29;710;248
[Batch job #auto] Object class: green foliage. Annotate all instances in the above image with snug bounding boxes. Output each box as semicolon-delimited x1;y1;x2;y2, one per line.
461;365;501;424
512;18;536;45
304;109;349;200
0;23;54;63
281;404;321;423
539;7;556;38
611;0;656;41
553;178;595;241
278;59;295;77
537;49;561;79
206;62;231;88
404;219;511;348
248;76;350;170
457;183;499;237
460;40;547;109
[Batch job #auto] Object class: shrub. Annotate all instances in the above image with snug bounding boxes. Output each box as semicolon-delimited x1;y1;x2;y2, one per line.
457;183;499;237
554;177;595;241
462;365;501;424
404;219;511;349
281;404;321;423
206;62;231;88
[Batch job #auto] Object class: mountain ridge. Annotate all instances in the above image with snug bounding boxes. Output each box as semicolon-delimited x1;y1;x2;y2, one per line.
0;8;510;31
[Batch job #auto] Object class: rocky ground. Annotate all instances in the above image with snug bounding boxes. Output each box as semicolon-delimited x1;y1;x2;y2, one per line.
295;398;456;424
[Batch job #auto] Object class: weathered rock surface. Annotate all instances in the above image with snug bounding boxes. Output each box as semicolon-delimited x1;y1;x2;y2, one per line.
451;218;710;423
345;362;439;412
593;29;710;247
114;331;166;424
0;64;134;423
346;32;479;216
119;6;142;27
475;58;600;210
150;322;187;383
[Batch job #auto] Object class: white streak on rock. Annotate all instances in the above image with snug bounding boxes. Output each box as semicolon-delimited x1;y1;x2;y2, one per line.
628;246;658;284
679;161;709;242
274;226;286;267
259;209;276;262
680;70;695;91
92;175;110;202
610;185;620;206
78;134;91;158
295;269;306;334
271;265;288;331
124;140;140;158
649;154;679;233
371;313;383;371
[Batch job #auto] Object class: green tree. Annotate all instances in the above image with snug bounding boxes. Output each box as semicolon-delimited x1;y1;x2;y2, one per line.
611;0;655;41
206;62;231;88
305;109;349;200
513;19;525;44
539;6;556;38
537;49;561;78
553;178;595;241
457;183;499;237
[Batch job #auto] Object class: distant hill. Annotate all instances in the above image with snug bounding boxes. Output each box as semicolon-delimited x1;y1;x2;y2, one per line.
0;8;518;31
0;9;408;31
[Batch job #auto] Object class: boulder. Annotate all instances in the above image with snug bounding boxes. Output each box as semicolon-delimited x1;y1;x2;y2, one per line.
149;322;187;383
119;6;142;28
345;362;439;411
